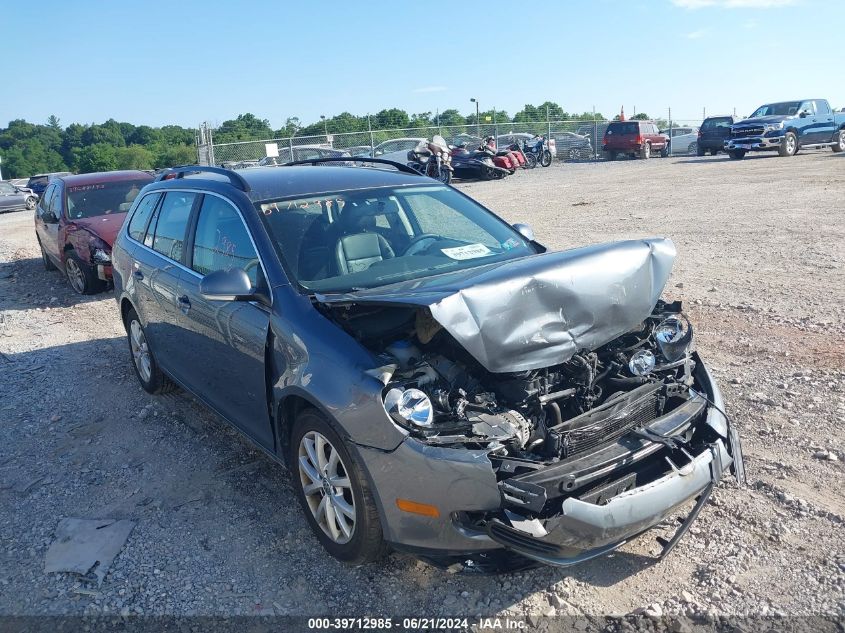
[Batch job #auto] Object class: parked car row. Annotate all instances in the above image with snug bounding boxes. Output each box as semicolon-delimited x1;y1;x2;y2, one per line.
24;162;744;572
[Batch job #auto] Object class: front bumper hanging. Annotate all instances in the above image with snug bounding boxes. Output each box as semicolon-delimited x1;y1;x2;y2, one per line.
485;437;737;567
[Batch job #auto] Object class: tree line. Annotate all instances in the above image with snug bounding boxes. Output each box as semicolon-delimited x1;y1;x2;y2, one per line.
1;103;610;178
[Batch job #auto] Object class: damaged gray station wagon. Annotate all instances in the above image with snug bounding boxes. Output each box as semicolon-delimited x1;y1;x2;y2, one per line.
112;161;745;571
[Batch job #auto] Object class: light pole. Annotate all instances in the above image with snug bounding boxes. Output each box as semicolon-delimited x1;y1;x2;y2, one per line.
320;115;327;137
470;98;479;138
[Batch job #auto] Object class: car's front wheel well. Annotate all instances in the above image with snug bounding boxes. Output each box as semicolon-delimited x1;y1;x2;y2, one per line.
276;394;315;457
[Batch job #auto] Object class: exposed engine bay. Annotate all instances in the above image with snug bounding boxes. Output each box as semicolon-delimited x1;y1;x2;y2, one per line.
321;298;700;467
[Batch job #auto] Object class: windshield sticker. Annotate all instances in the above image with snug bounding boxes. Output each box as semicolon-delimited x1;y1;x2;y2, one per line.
501;238;520;251
441;243;493;261
68;184;106;193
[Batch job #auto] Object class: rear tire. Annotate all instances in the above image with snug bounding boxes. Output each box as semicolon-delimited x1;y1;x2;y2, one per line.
640;143;651;159
832;129;845;153
124;307;176;395
710;149;719;156
603;150;616;161
728;150;746;160
778;131;797;157
289;408;387;565
696;145;706;157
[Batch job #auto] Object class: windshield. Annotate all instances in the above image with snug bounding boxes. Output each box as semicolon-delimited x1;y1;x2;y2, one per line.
750;102;801;117
66;179;150;219
257;185;536;293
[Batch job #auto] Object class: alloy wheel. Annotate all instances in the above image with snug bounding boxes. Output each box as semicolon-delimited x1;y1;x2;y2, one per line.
298;430;356;544
65;258;86;293
786;135;796;154
25;197;36;210
129;320;152;383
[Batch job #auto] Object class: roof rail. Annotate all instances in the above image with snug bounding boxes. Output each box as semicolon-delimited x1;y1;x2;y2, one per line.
155;165;251;192
282;156;423;176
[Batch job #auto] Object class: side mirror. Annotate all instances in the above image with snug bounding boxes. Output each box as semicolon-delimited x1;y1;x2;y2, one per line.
512;223;535;242
799;110;810;118
199;268;256;302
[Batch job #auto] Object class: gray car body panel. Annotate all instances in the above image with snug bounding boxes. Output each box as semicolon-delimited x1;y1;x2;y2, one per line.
316;237;676;373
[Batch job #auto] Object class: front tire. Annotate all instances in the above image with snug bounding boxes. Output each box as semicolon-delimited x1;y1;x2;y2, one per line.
832;129;845;153
64;251;104;295
728;150;746;160
290;409;386;565
124;307;176;395
778;131;798;157
25;196;37;211
539;149;552;167
523;152;537;169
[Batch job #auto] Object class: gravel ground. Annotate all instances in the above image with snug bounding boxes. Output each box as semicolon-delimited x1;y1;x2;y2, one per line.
0;152;843;623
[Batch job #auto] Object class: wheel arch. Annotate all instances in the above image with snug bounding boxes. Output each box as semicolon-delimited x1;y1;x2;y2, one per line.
275;388;353;461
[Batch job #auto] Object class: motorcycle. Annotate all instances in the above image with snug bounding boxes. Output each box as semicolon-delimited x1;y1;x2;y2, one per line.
450;143;512;181
406;135;454;184
504;139;537;169
484;137;522;171
521;135;553;167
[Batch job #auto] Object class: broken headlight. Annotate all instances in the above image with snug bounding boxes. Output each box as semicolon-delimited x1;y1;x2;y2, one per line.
91;248;111;265
655;315;693;362
384;387;434;429
629;349;656;376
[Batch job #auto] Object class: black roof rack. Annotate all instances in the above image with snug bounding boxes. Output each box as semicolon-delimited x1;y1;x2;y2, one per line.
154;165;251;192
282;156;423;176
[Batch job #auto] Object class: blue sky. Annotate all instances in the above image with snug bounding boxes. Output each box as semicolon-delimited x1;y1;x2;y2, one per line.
2;0;843;129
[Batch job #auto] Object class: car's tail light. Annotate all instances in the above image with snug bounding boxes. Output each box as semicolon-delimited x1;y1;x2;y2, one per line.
602;136;608;146
698;130;703;138
635;134;643;144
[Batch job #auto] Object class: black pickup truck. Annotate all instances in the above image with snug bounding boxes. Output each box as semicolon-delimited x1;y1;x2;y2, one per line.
725;99;845;159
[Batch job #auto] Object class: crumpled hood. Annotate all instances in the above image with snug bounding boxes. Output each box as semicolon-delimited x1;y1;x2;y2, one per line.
69;213;128;247
734;115;789;127
317;237;677;373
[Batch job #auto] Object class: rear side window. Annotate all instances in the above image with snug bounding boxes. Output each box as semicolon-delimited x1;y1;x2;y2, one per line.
149;192;197;262
128;193;161;242
191;195;260;285
814;100;831;115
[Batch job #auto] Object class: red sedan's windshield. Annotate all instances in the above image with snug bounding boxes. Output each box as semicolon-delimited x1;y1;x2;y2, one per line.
66;180;150;219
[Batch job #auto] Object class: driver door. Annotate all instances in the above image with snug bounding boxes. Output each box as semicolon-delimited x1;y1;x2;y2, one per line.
798;100;819;144
35;184;61;266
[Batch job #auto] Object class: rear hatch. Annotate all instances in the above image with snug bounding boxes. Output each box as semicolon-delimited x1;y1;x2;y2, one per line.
603;122;640;150
699;117;733;142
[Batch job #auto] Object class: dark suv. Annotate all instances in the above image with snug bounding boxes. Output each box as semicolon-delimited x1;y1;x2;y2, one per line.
696;115;738;156
111;163;743;571
602;120;669;160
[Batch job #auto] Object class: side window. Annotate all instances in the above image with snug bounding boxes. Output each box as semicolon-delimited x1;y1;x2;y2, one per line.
814;100;831;116
191;195;260;285
150;191;197;262
128;193;161;242
799;101;815;116
47;185;62;217
39;185;55;212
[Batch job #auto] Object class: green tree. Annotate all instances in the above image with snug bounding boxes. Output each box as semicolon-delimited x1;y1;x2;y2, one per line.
154;144;196;168
438;109;465;126
115;145;154;170
215;113;273;143
77;143;118;173
47;115;62;130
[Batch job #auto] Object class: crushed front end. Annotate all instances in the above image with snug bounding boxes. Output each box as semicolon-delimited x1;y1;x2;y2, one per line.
330;298;744;569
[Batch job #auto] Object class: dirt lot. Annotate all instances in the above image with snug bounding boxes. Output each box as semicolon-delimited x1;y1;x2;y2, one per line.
1;152;843;622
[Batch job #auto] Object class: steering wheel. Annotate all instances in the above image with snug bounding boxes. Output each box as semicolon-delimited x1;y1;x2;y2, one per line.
402;233;440;256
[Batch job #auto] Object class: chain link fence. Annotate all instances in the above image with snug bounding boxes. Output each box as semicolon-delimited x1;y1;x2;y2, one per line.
198;118;707;167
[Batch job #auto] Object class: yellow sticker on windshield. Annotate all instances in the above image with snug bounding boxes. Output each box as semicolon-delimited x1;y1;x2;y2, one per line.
441;244;493;260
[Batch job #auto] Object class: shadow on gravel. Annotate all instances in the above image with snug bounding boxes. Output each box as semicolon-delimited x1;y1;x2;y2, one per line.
0;256;112;312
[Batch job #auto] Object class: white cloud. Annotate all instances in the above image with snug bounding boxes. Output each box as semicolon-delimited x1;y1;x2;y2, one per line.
671;0;795;8
686;28;707;38
412;86;447;94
